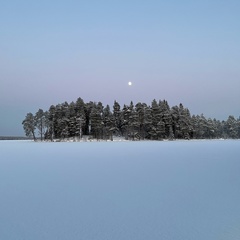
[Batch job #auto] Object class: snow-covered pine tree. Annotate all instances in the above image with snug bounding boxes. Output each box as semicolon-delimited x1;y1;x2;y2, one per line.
224;116;238;139
57;102;70;140
68;101;77;138
159;100;172;139
84;101;95;135
113;100;123;136
128;104;140;140
135;102;146;140
90;102;104;139
206;118;217;139
237;118;240;138
142;105;152;139
75;97;86;139
35;109;47;141
45;105;56;141
121;104;130;140
150;99;162;140
103;104;115;140
171;103;192;139
212;118;223;139
22;113;36;141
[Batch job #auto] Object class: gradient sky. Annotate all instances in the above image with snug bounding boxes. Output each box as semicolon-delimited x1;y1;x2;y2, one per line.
1;0;240;136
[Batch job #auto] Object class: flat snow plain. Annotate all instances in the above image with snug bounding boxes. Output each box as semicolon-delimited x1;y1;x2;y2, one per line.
0;140;240;240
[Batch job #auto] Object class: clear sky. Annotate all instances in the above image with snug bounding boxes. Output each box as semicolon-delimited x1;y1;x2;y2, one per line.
1;0;240;136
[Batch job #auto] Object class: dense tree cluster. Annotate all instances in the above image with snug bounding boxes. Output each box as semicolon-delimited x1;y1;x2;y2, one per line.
22;97;240;141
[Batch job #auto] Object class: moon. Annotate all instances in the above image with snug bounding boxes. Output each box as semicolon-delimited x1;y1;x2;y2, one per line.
128;81;132;86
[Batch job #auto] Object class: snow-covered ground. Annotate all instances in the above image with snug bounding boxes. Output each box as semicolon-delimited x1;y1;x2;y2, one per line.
0;140;240;240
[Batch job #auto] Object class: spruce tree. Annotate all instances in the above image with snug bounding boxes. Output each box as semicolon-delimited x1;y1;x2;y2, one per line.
113;100;123;135
103;105;115;140
150;99;161;140
90;103;104;139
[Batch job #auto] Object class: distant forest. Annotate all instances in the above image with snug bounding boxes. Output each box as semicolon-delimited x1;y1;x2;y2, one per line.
22;97;240;141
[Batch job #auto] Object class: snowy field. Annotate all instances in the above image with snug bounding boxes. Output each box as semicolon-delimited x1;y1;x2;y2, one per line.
0;140;240;240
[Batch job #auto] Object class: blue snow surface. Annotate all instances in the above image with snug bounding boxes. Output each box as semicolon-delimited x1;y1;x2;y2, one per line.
0;140;240;240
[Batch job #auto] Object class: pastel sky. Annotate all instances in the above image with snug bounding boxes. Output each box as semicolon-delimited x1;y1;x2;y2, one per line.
1;0;240;136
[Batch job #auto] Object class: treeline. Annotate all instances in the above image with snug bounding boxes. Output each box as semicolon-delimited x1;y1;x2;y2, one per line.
0;136;31;140
22;97;240;141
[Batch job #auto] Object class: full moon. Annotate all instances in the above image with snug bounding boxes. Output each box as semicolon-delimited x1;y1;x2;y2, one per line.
128;81;132;86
